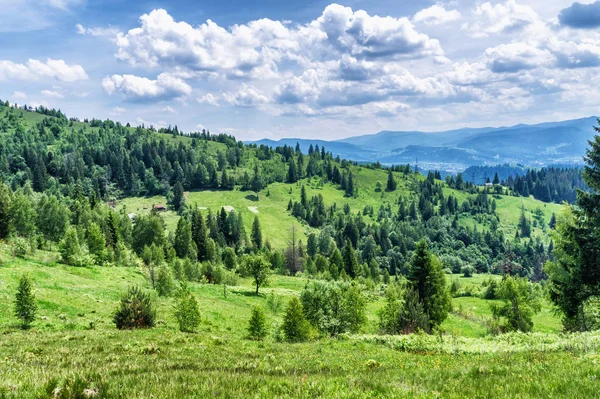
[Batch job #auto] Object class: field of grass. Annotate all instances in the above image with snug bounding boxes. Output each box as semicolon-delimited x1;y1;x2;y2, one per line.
2;250;598;398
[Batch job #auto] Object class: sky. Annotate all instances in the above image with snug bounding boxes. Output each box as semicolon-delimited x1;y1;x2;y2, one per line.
1;0;600;140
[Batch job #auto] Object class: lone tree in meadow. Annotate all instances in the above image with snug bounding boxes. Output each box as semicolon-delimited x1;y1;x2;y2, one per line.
491;276;541;333
244;254;270;295
113;286;156;329
408;240;451;331
14;274;37;329
174;285;201;333
247;306;267;340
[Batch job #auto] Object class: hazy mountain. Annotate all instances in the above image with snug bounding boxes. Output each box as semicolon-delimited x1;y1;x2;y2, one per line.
248;116;598;170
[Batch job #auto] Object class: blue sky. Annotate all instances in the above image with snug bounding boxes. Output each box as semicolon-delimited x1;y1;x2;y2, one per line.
1;0;600;140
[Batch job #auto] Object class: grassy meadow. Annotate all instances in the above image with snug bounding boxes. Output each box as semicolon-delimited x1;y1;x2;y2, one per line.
1;249;599;398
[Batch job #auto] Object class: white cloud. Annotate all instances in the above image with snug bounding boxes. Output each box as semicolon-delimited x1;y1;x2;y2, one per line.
41;89;65;98
102;73;192;101
223;85;269;107
311;4;444;59
109;106;126;116
466;0;539;37
198;93;220;106
162;105;176;113
195;123;207;131
413;4;461;25
12;91;27;100
75;23;120;37
0;59;88;82
484;42;555;72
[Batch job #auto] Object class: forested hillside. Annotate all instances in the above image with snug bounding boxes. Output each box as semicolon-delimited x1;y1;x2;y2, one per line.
463;164;587;203
0;100;560;282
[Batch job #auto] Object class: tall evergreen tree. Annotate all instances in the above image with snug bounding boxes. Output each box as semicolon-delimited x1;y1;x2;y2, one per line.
14;274;37;329
251;216;262;250
408;240;451;330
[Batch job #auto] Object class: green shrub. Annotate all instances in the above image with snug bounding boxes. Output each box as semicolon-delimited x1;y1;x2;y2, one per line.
174;286;201;333
155;265;175;297
113;286;156;329
12;237;29;258
282;296;310;342
265;292;283;313
461;265;475;278
300;281;366;336
247;306;267;340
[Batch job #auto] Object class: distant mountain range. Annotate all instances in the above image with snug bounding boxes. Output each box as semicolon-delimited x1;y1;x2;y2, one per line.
248;116;598;173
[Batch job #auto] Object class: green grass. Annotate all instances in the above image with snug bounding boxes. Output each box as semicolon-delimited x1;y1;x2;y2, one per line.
2;252;596;398
0;253;600;398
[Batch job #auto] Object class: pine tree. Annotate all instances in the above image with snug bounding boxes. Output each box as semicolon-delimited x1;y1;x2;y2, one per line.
247;306;267;340
0;183;11;239
14;274;37;329
174;217;192;258
408;240;451;330
251;216;262;250
345;172;354;197
171;182;185;212
386;169;397;191
342;239;358;278
282;296;309;342
156;265;175;297
191;208;208;261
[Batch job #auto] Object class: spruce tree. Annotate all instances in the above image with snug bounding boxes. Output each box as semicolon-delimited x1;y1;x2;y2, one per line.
282;296;309;342
386;169;397;191
408;240;451;330
251;216;262;250
247;306;267;340
14;274;37;329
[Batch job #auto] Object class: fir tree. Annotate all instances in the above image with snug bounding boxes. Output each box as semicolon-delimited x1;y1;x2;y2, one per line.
251;216;262;250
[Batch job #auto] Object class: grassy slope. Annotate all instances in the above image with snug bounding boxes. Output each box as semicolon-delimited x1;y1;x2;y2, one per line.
1;253;598;398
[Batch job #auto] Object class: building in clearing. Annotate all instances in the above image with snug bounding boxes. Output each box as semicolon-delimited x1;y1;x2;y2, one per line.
153;204;167;212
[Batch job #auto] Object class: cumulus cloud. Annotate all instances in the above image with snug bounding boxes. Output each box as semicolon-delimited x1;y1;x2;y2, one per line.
0;58;88;82
466;0;539;37
485;42;554;72
114;5;444;79
102;73;192;101
413;4;461;25
197;93;220;106
223;85;269;107
558;1;600;29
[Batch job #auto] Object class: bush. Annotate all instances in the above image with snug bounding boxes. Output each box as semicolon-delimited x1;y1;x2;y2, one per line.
174;285;201;333
282;296;310;342
266;292;283;313
461;265;475;278
247;306;267;340
155;265;174;297
450;279;462;297
113;286;156;329
12;237;29;258
379;285;430;334
300;281;366;336
483;279;499;299
14;274;37;329
490;276;541;333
